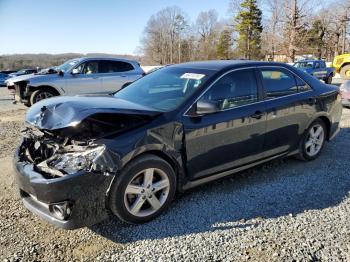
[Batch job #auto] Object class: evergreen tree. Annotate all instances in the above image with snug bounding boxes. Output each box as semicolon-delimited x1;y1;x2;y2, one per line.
235;0;263;59
307;19;326;59
216;29;232;59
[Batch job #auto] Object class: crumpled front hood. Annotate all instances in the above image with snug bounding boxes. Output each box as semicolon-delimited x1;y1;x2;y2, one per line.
5;74;35;85
5;73;52;86
26;96;160;130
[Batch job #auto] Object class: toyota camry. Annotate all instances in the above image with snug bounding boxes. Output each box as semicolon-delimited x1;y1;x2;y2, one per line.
13;60;342;229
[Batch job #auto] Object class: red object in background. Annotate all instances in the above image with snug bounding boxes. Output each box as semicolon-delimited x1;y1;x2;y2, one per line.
340;81;350;107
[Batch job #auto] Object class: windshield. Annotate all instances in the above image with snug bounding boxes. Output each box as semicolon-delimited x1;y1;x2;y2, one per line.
56;59;80;73
16;69;26;74
114;67;215;111
294;62;314;69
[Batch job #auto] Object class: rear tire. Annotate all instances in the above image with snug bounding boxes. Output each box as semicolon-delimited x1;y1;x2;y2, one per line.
340;65;350;80
108;154;176;224
297;119;327;161
30;89;56;105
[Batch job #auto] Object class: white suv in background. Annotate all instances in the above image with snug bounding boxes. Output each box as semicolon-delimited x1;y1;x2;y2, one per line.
7;57;145;106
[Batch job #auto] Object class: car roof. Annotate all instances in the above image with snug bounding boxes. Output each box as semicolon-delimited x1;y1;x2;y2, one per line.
171;60;291;71
75;57;139;64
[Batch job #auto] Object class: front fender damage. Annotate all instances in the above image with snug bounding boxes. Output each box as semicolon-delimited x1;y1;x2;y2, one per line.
19;126;122;178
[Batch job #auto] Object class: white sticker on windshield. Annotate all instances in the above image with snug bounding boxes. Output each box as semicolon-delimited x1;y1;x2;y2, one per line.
180;73;205;80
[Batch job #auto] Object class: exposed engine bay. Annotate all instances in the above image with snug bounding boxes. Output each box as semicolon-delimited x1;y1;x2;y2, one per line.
19;113;151;178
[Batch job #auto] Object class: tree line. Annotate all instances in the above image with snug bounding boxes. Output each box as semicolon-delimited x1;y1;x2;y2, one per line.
1;0;349;70
140;0;350;64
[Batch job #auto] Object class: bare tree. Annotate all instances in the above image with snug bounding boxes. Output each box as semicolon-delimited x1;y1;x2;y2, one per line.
263;0;284;60
194;10;221;60
141;6;189;64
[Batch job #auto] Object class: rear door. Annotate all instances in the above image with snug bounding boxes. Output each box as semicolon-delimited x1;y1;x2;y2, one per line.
183;68;267;180
99;60;136;93
257;66;315;157
313;61;323;79
65;60;103;95
318;61;328;79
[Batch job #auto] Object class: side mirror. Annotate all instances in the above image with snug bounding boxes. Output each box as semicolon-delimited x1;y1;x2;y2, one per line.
57;70;64;76
195;100;218;115
71;68;79;75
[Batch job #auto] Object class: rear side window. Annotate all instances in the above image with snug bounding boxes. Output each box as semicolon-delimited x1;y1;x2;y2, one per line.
259;68;298;99
99;61;134;73
203;69;258;110
296;76;312;92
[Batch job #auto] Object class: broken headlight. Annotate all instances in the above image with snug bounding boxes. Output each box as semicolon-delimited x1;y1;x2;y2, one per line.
50;145;105;174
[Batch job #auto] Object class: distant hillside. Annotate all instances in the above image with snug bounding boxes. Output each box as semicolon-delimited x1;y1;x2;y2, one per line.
0;53;141;71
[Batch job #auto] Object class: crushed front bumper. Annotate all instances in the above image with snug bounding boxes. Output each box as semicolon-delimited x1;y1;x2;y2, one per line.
13;149;116;229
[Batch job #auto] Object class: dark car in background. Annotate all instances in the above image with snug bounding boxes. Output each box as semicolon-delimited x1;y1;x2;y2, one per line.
0;73;10;87
8;68;38;78
0;70;18;87
293;60;335;84
0;70;17;75
13;60;342;229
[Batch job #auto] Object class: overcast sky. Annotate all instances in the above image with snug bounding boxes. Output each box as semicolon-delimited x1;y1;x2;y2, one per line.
0;0;336;55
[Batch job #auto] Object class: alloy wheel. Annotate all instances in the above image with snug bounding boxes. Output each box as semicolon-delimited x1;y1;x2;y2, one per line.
305;124;325;157
35;91;54;102
124;168;170;217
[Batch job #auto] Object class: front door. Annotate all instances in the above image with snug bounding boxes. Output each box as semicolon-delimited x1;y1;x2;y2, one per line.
65;60;102;95
183;68;267;180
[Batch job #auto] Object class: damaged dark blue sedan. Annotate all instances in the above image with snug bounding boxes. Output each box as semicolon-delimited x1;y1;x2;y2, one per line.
14;60;342;229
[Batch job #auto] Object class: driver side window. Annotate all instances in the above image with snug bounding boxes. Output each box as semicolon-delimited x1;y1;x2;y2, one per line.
202;69;258;110
75;61;99;74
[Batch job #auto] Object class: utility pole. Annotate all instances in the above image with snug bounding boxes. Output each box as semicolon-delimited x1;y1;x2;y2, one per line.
342;22;347;55
341;6;350;54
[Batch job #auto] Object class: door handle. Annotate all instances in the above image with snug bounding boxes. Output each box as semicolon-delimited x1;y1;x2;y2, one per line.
120;75;127;77
250;110;264;120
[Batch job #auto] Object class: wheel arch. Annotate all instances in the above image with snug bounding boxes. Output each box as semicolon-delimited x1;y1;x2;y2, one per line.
125;150;186;191
28;85;61;95
317;116;331;140
305;114;331;141
106;147;187;201
340;62;350;70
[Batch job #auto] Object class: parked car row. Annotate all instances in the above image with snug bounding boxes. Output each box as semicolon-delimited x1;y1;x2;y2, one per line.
6;57;145;106
0;69;36;87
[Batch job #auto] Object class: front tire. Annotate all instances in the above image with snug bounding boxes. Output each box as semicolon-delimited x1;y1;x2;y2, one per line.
298;119;327;161
30;89;56;105
108;155;176;224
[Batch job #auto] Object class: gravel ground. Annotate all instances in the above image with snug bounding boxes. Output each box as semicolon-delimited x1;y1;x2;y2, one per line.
1;87;350;261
